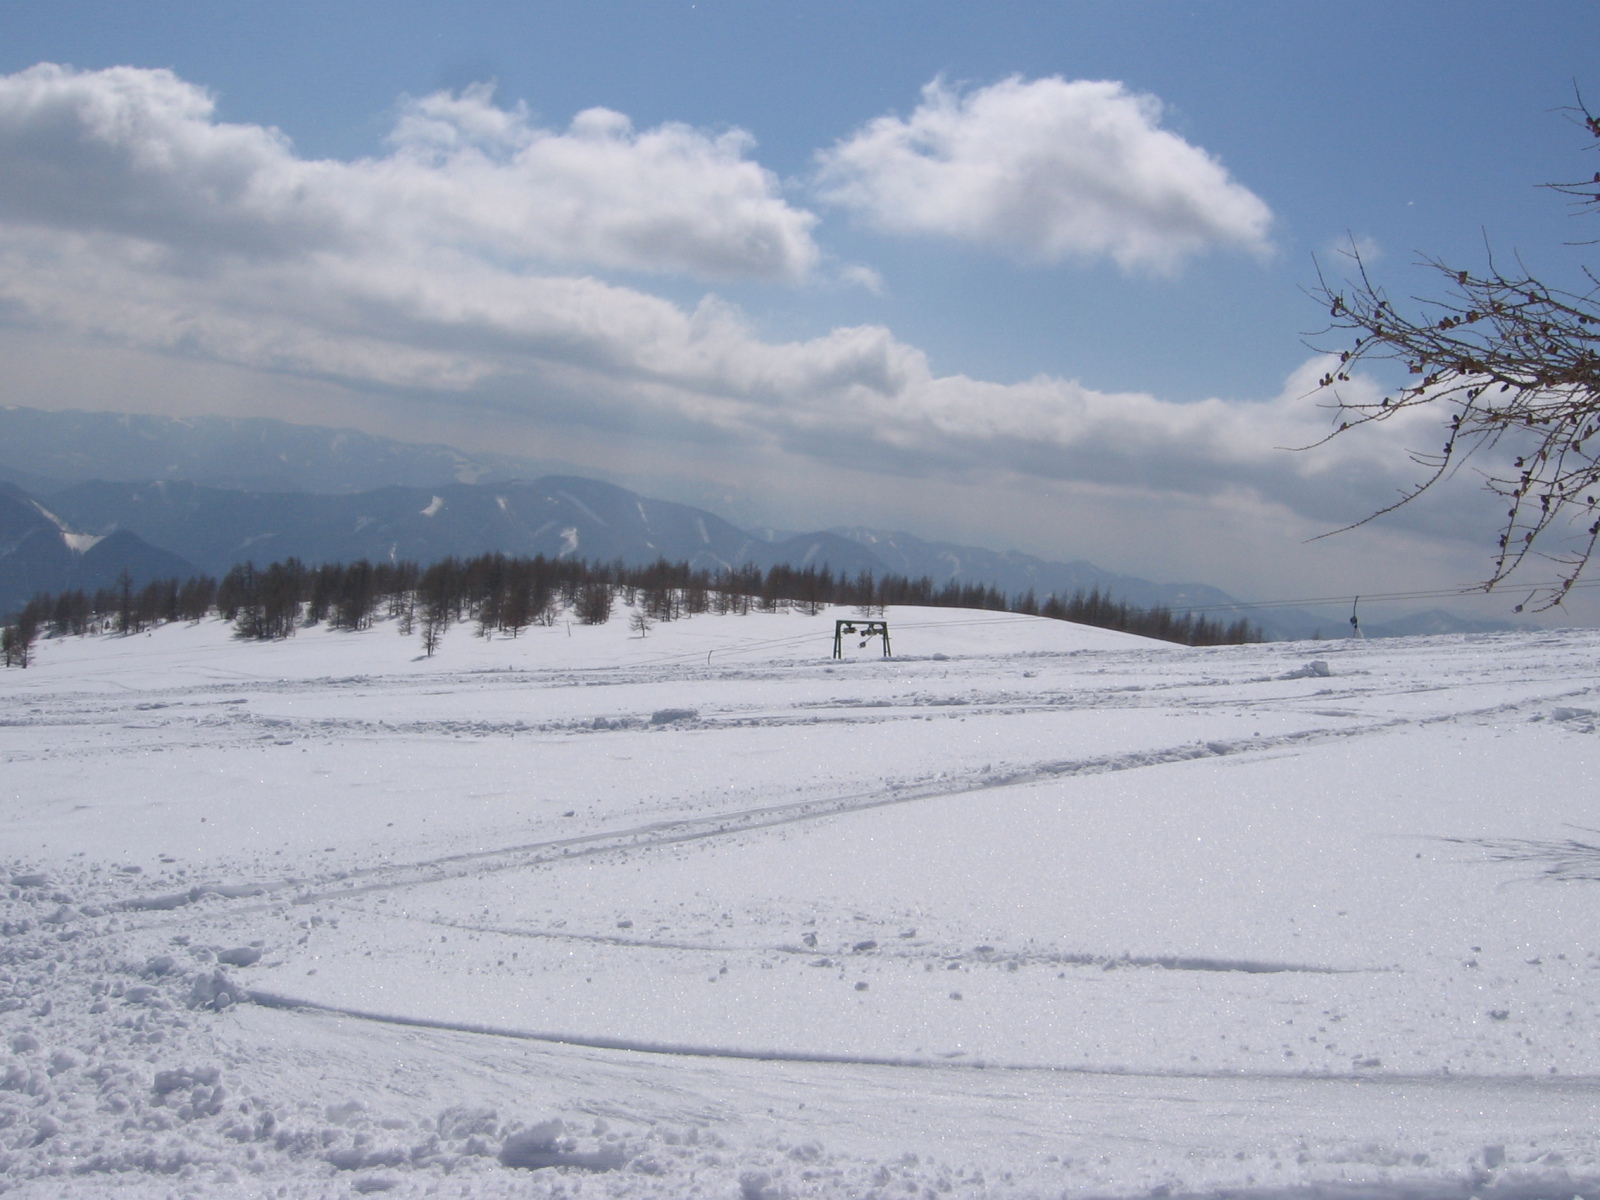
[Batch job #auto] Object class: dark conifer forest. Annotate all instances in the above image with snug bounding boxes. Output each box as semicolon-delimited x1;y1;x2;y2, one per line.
2;553;1259;666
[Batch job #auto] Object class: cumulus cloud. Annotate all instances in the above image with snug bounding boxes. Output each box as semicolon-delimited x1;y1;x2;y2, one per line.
0;62;1492;578
0;64;819;280
815;75;1273;272
379;85;819;280
839;263;886;294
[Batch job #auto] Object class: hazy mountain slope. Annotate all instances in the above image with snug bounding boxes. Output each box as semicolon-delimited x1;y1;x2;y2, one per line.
0;484;75;610
42;477;780;578
0;484;199;615
0;406;556;495
757;531;886;578
834;526;1234;608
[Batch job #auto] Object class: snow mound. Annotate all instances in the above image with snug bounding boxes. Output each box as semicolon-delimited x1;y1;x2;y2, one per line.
1281;659;1331;679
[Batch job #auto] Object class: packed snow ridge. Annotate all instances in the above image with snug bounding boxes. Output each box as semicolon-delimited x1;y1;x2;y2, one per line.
3;603;1599;1198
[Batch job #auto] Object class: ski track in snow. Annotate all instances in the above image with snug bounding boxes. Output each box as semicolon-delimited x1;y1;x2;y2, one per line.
3;607;1600;1197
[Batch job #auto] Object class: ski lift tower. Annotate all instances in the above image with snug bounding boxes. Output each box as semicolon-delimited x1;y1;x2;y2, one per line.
834;619;891;659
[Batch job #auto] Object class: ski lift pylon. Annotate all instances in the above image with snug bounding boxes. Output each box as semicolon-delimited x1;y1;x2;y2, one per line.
834;619;890;659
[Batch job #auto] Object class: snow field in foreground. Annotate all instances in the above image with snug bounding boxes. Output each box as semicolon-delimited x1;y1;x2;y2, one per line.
2;605;1599;1197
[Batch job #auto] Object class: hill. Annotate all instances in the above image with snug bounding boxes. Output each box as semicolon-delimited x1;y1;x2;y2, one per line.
2;609;1597;1196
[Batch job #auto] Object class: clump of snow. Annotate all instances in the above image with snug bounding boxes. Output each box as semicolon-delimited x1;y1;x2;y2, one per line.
437;1106;498;1140
141;954;180;978
498;1117;622;1170
1281;658;1332;679
186;968;240;1010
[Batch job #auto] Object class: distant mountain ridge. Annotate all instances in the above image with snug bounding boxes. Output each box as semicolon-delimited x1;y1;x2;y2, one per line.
2;474;1515;640
0;406;560;495
832;527;1244;617
0;483;198;615
0;407;1519;639
39;477;785;578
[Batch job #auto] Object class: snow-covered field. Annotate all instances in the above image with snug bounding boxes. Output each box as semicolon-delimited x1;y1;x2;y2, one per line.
3;604;1600;1199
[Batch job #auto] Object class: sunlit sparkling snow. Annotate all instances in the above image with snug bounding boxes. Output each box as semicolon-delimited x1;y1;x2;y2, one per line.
3;605;1599;1198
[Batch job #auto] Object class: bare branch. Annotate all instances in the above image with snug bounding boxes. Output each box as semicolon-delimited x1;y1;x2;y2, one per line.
1303;106;1600;610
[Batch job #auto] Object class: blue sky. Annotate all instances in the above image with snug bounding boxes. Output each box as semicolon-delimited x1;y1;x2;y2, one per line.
2;1;1598;619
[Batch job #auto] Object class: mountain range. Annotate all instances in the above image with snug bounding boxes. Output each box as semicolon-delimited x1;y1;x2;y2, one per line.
0;406;1518;640
0;405;559;496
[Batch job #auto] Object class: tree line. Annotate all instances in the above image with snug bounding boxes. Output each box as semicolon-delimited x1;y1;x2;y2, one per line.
2;553;1259;666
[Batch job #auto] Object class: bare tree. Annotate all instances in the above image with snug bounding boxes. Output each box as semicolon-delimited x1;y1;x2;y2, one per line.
420;602;446;657
1310;102;1600;610
3;611;38;668
576;582;613;625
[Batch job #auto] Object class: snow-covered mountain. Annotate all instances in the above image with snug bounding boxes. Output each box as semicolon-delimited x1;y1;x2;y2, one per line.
0;483;198;615
31;476;883;581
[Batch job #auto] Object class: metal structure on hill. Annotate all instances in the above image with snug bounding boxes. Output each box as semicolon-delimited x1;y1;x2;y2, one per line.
834;619;890;659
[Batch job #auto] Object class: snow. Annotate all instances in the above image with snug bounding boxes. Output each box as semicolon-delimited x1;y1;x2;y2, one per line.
3;605;1600;1198
23;500;104;553
26;500;71;532
420;496;444;518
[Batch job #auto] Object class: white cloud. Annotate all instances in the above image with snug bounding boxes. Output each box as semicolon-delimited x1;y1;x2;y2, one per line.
815;75;1273;272
839;263;886;294
0;64;820;280
0;63;1512;601
2;225;1453;535
378;85;819;280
